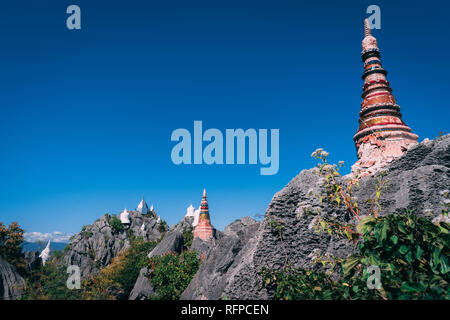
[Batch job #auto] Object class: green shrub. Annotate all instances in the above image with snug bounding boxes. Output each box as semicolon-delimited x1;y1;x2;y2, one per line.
157;221;168;233
22;261;82;300
0;221;26;275
182;226;194;249
109;215;124;234
262;212;450;300
81;238;157;300
114;238;157;298
82;231;93;239
146;250;200;300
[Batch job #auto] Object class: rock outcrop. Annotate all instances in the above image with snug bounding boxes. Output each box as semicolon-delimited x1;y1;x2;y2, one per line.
24;251;41;275
181;217;260;300
0;256;25;300
184;135;450;299
62;210;163;279
129;217;194;300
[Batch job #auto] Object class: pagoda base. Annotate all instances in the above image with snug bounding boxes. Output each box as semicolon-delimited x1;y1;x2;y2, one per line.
351;131;418;177
193;223;213;241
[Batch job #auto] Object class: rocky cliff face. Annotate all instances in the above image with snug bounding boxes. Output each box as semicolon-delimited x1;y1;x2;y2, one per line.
181;217;260;300
0;255;25;300
62;211;163;279
129;216;198;300
183;134;450;300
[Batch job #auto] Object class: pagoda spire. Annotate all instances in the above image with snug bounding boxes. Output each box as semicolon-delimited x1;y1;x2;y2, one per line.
364;18;372;37
193;189;213;241
351;19;418;176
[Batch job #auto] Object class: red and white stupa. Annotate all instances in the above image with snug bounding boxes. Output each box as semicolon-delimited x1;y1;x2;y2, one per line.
351;19;418;176
193;189;214;241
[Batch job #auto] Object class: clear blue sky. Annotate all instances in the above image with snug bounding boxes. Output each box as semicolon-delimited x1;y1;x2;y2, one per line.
0;0;448;237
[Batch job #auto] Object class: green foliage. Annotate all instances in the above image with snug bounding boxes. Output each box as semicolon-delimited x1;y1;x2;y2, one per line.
146;250;200;300
341;213;449;299
157;220;168;233
0;221;26;274
268;218;285;234
261;267;341;300
109;215;124;234
82;231;93;239
81;238;157;300
113;238;157;298
182;226;194;249
262;212;450;300
22;261;82;300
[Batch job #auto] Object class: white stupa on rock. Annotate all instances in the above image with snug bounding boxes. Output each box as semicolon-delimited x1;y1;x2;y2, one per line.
150;205;154;212
119;208;131;224
136;197;150;215
185;204;200;227
140;223;146;232
39;240;51;266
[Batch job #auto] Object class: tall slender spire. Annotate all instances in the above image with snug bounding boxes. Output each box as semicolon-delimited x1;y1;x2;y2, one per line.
351;19;418;176
364;18;371;37
193;189;213;241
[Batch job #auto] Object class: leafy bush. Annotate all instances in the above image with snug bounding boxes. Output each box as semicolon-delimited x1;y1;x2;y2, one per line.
262;149;449;300
109;215;124;234
82;231;93;239
262;212;450;300
182;226;194;249
157;221;168;233
0;221;26;274
146;250;200;300
82;238;157;300
22;261;82;300
261;267;341;300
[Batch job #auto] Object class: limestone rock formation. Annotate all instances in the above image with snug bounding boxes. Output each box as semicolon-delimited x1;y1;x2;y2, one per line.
0;255;25;300
184;134;449;299
128;267;155;300
129;217;192;300
24;251;41;275
62;210;162;279
147;229;184;258
181;217;260;300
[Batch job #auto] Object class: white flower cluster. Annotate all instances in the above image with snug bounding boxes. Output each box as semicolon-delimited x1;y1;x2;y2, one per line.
311;148;329;158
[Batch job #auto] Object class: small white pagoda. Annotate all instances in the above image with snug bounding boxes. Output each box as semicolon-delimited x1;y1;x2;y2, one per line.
119;208;131;224
39;240;51;265
185;204;200;227
136;197;150;215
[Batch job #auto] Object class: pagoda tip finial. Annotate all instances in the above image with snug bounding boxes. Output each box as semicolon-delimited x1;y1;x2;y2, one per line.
364;18;372;37
203;188;206;197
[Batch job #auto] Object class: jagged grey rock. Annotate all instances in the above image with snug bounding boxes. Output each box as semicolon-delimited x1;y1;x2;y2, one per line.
128;267;155;300
147;230;184;258
129;221;186;300
180;217;260;300
24;251;41;275
0;255;25;300
62;210;162;279
184;135;450;299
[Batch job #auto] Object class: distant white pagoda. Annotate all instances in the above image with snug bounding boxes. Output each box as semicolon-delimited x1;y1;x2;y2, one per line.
185;204;200;227
136;197;150;215
39;240;51;266
119;208;131;224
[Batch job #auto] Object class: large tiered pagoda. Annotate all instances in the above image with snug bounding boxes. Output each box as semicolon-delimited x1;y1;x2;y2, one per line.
193;189;214;241
352;19;418;176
